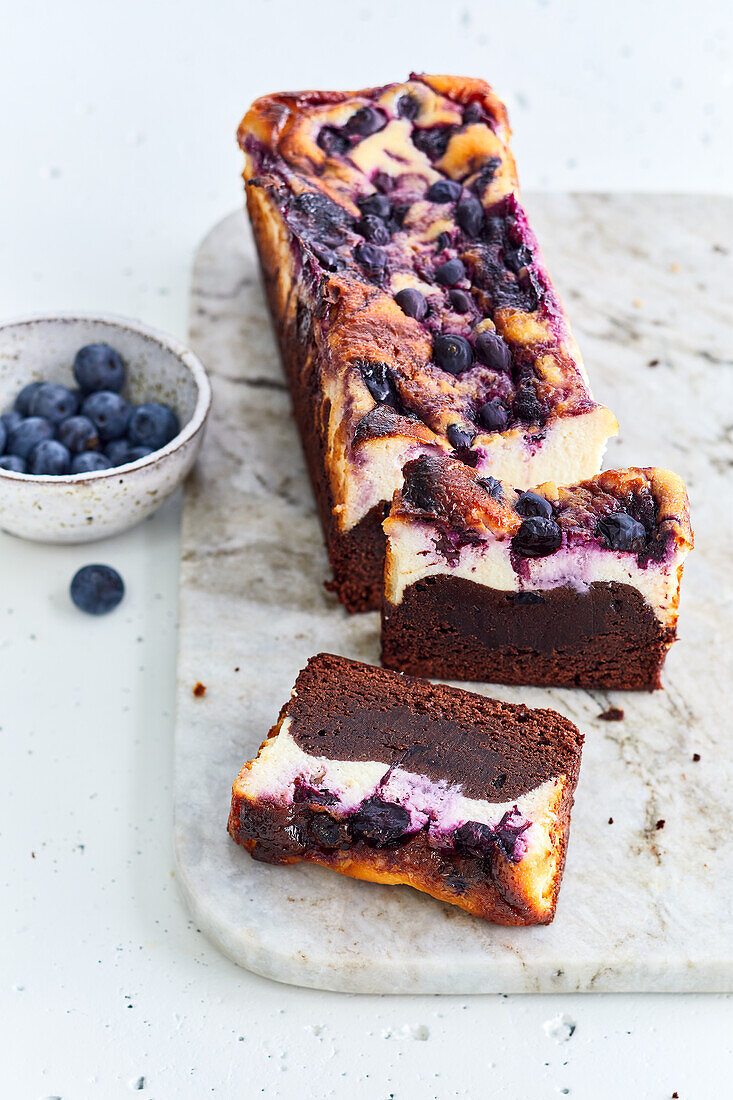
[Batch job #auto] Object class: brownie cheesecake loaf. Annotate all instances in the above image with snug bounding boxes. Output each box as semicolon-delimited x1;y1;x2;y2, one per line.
382;455;694;690
239;74;618;611
228;653;584;925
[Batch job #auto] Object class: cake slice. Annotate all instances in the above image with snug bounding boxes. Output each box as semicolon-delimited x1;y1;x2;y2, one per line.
239;73;618;611
382;455;694;689
228;653;584;925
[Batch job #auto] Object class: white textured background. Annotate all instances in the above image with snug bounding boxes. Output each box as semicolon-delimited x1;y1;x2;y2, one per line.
1;1;731;1097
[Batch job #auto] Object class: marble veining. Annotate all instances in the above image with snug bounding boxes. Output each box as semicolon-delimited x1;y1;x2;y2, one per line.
174;197;733;993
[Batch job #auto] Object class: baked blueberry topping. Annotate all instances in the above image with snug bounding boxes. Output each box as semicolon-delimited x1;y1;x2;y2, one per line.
396;93;420;120
477;398;509;432
512;516;562;558
8;416;54;459
70;451;111;474
354;242;387;273
317;126;349;156
311;243;342;272
474;330;512;372
435;231;452;252
462;101;487;125
357;214;390;245
73;344;126;394
394;287;428;321
434;258;466;286
308;812;348;849
433;333;473;375
504;244;532;273
472;158;502;197
293;779;338;806
0;454;27;473
453;820;494;857
477;475;503;498
597;511;647;552
14;382;43;417
427;179;462;203
446;423;475;451
456;191;484;238
448;289;473;314
344;105;387;137
29;382;79;424
515;491;553;519
70;563;125;615
358;360;399;407
56;415;99;454
349;796;411;847
412;126;452;161
358;193;391;219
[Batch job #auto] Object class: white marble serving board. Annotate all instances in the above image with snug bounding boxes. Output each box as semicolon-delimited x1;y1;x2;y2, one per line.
174;197;733;993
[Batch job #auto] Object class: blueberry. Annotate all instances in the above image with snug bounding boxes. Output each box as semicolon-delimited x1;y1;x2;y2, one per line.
73;343;126;393
435;231;452;252
394;288;428;321
311;244;342;272
317;127;348;156
434;258;466;286
456;191;484;237
477;475;503;499
29;382;79;424
475;331;512;372
449;289;473;314
8;416;54;459
127;445;153;462
504;244;532;273
515;491;553;519
597;511;647;552
70;564;125;615
462;102;487;125
358;193;391;219
349;796;411;847
0;418;5;455
14;382;43;416
0;454;27;473
344;105;386;137
354;242;387;274
359;361;398;407
446;423;475;450
512;516;562;558
396;93;420;120
433;333;473;375
70;451;112;474
412;126;452;161
1;409;23;437
493;809;531;863
81;391;131;442
308;812;347;849
56;414;99;454
427;179;462;203
105;439;133;466
453;821;495;858
357;215;390;245
27;439;71;475
128;402;179;450
477;398;509;432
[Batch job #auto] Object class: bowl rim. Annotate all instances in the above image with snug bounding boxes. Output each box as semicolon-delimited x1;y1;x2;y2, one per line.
0;310;212;484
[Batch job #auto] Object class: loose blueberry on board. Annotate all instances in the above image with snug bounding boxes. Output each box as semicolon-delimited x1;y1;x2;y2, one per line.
597;511;647;551
1;409;23;436
434;258;466;286
0;454;27;473
512;516;562;558
448;289;473;314
477;398;509;432
427;179;462;203
73;343;126;394
475;330;512;372
433;333;474;374
456;191;484;237
14;381;43;416
394;287;428;321
29;382;79;424
396;93;420;120
349;796;412;847
70;451;112;474
354;242;387;274
344;105;386;138
477;475;503;499
27;439;71;475
357;193;391;220
8;417;54;459
446;423;475;451
56;414;99;454
70;564;125;615
357;215;390;245
515;491;553;519
128;403;179;450
81;391;131;442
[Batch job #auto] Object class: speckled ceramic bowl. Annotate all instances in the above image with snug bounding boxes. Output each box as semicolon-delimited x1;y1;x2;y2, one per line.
0;313;211;542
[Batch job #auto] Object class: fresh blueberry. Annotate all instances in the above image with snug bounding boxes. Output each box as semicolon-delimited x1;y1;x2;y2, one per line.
1;409;23;437
515;491;553;519
8;416;54;459
512;516;562;558
394;288;428;321
344;105;386;138
434;258;466;286
412;126;451;161
349;797;411;847
357;193;391;219
27;439;71;475
357;215;390;245
446;423;475;451
73;343;126;393
477;475;503;499
105;439;133;466
474;331;512;372
14;382;43;416
597;511;647;551
354;242;387;274
0;454;27;473
70;451;112;474
477;398;509;432
396;93;420;120
127;445;153;463
29;382;79;424
81;391;131;442
433;333;473;375
456;191;484;237
427;179;462;203
317;127;348;156
128;403;179;450
56;414;99;454
449;289;473;314
70;564;125;615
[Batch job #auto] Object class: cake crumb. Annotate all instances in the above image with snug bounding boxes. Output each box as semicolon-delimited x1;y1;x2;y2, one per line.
672;1093;679;1098
598;707;624;722
692;753;701;762
608;817;614;825
648;358;660;367
633;298;643;308
656;819;666;830
670;262;680;273
193;681;207;697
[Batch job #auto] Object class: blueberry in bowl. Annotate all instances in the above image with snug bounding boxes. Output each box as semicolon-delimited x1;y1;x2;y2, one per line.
0;313;211;543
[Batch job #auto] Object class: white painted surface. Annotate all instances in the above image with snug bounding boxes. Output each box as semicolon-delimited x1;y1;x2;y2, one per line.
1;0;732;1095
